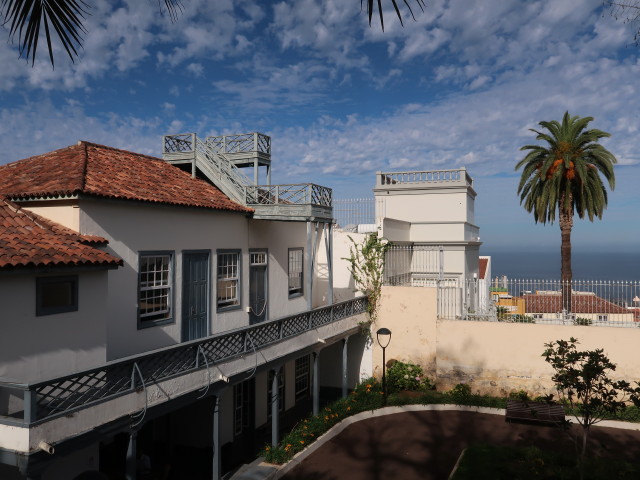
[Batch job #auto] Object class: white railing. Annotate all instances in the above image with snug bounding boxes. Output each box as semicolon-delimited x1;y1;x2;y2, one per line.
376;168;473;187
392;274;640;327
384;245;444;286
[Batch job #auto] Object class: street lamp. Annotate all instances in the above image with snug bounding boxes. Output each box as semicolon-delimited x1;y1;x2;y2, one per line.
376;327;392;405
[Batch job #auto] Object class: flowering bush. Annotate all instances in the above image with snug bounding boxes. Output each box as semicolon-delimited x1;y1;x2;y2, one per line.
386;361;434;393
261;378;384;464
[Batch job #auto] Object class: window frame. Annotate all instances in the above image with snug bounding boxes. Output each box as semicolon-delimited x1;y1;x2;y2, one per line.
137;251;175;329
36;275;79;316
295;355;311;401
217;249;242;312
288;247;304;299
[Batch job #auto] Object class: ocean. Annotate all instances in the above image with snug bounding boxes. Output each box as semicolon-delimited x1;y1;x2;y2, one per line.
480;250;640;282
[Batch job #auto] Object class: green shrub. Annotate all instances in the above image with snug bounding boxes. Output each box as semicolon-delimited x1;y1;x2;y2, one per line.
574;317;592;326
448;383;472;399
386;361;434;393
508;390;531;402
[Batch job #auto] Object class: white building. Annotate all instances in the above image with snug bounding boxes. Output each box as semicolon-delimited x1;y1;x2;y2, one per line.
0;136;368;480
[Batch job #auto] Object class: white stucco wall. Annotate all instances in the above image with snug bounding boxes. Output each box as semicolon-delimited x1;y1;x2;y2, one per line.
0;271;108;383
248;220;310;315
376;189;470;224
22;201;80;232
327;230;367;302
77;200;320;360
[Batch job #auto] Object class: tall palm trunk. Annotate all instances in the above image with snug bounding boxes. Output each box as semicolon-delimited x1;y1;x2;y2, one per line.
559;193;573;314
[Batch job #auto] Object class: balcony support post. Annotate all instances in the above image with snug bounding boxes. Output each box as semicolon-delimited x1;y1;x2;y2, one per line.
306;222;313;311
267;164;271;186
212;394;221;480
324;222;333;305
271;367;280;447
125;430;137;480
313;351;320;416
253;159;258;186
342;337;349;398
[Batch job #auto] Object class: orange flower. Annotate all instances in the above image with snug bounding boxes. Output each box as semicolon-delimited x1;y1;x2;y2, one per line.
347;406;351;411
300;440;305;444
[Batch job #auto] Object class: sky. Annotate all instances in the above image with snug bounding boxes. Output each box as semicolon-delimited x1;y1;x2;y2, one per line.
0;0;639;255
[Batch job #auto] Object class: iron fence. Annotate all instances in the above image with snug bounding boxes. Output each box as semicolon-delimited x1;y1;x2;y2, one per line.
334;198;375;229
0;297;367;426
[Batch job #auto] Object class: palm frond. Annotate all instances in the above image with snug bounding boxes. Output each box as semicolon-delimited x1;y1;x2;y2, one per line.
363;0;426;31
1;0;182;66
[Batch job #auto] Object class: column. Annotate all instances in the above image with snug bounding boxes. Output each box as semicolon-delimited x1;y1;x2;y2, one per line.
306;222;313;310
212;394;221;480
342;337;349;398
326;222;333;305
125;430;137;480
253;159;258;185
271;367;280;447
313;351;320;416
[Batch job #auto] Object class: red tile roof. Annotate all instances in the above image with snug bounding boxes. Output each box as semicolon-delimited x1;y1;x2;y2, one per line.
0;198;122;270
523;293;628;315
479;257;489;280
0;142;252;213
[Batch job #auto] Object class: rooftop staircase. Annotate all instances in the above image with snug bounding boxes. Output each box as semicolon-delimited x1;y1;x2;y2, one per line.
163;132;332;222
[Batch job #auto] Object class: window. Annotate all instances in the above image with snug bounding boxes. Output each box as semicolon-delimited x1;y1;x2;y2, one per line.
138;253;173;327
234;380;252;436
217;250;241;311
36;276;78;316
295;355;311;401
288;248;303;297
533;314;543;320
267;368;285;418
598;314;608;322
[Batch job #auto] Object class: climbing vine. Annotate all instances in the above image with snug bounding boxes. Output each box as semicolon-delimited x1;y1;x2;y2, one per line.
344;234;390;335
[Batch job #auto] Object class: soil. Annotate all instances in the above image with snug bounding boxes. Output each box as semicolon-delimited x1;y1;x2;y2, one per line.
282;410;640;480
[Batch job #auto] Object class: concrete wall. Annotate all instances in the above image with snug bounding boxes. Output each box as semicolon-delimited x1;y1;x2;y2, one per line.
376;190;470;224
375;286;640;397
373;287;438;378
23;201;80;232
0;271;107;383
326;230;367;302
380;218;410;243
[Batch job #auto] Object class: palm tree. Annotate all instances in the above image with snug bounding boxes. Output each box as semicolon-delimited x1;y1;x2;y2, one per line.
1;0;425;66
516;112;617;313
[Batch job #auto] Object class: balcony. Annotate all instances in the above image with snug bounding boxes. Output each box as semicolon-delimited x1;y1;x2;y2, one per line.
246;183;333;221
162;133;333;222
0;298;367;454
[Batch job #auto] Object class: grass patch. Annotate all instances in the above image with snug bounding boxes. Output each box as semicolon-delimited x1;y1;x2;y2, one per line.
451;444;640;480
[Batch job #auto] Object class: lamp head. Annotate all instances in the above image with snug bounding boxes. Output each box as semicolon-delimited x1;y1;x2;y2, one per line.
376;327;392;348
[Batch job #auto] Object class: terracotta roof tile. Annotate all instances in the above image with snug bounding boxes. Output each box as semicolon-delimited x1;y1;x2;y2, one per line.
0;198;122;270
0;142;252;213
523;293;628;314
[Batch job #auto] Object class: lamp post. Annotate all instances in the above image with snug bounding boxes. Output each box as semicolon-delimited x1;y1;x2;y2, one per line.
376;327;392;405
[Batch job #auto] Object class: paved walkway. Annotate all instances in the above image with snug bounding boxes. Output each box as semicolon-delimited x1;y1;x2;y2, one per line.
277;407;640;480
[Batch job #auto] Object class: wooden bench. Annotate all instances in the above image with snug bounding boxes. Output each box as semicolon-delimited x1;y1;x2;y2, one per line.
505;399;565;426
